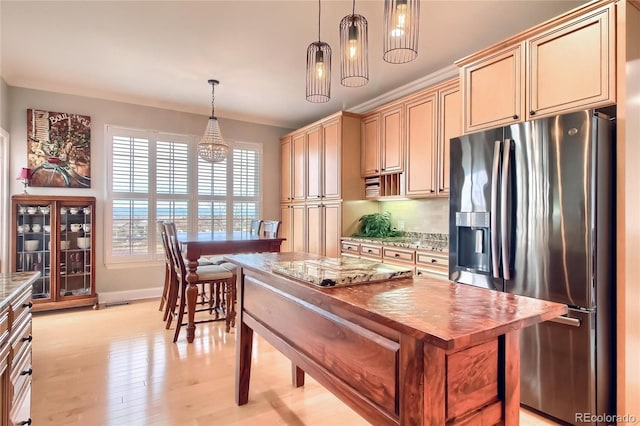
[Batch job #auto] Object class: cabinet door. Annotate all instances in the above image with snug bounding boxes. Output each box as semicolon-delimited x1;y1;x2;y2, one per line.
292;132;307;202
306;204;322;256
291;204;306;253
322;118;341;200
381;105;404;174
528;4;614;119
405;93;437;196
462;43;525;133
280;137;292;203
13;200;53;303
323;203;341;258
361;113;380;177
438;83;462;195
306;126;322;200
279;205;292;252
59;201;94;298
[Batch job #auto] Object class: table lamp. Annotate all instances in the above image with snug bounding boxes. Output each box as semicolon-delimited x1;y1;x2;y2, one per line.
17;168;32;194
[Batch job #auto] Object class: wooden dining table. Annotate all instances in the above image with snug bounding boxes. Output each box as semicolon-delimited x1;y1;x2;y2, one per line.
181;232;285;343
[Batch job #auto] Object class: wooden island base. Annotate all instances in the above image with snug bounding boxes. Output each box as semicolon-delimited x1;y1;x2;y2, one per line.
228;253;567;426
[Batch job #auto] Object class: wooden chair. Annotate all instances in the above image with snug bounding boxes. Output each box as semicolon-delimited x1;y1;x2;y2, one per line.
163;222;236;341
261;220;281;238
158;222;177;323
250;219;263;236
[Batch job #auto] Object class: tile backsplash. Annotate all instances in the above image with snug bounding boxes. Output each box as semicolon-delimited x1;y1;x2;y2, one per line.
379;198;449;234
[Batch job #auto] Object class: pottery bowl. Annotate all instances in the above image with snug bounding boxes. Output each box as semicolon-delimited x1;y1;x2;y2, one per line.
77;237;91;249
24;240;39;252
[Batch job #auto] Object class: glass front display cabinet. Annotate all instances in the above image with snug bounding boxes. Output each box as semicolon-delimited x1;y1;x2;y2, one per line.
11;195;98;311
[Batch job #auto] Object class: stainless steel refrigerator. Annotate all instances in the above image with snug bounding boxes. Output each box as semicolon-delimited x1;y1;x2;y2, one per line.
448;110;615;424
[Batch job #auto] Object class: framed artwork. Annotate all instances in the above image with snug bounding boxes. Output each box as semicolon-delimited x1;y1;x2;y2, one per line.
27;108;91;188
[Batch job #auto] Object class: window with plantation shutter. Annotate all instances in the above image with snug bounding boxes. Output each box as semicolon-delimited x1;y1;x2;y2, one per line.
106;126;263;265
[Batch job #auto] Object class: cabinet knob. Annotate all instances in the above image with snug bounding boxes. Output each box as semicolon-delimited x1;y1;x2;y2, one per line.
367;249;373;253
22;335;33;343
19;420;32;426
513;115;519;120
374;169;379;173
22;301;33;309
529;110;536;116
347;247;352;250
394;253;400;257
20;368;33;376
431;259;437;263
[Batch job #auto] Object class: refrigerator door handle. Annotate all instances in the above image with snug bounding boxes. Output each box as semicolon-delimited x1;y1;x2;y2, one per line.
549;315;582;327
491;140;502;278
501;139;511;280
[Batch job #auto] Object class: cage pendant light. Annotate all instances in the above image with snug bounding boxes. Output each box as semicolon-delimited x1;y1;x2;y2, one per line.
383;0;420;64
198;79;229;163
340;0;368;87
306;0;331;103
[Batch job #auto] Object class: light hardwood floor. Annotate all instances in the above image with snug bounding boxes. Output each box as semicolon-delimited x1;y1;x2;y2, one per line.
32;299;560;425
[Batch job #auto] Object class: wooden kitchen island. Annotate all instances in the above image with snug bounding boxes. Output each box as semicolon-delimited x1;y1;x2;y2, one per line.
226;253;567;425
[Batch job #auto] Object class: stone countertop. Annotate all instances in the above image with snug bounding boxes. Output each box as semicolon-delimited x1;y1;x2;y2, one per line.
0;271;39;309
342;232;448;252
272;257;413;288
225;252;568;350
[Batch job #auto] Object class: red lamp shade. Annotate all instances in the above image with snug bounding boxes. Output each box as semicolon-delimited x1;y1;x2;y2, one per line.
17;168;32;180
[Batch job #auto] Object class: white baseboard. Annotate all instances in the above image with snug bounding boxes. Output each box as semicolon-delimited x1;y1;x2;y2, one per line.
98;287;162;305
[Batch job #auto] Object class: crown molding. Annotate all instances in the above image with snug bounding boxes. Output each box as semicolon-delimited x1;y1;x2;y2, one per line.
349;64;459;114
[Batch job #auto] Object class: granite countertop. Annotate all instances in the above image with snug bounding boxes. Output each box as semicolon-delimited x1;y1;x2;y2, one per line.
342;232;449;252
0;271;39;309
272;257;413;287
226;252;568;350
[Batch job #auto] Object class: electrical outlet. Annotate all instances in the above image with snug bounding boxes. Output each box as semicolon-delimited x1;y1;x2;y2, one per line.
397;220;405;231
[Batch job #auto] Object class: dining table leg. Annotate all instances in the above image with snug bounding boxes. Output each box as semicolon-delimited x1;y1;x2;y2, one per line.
186;258;199;343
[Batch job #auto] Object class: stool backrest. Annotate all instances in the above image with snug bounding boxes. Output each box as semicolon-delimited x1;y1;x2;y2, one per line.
250;219;263;235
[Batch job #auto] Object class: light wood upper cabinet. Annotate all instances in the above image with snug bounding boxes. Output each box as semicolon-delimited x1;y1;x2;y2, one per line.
438;83;462;195
381;105;404;174
280;136;292;203
405;92;437;197
322;118;341;200
462;43;525;133
292;132;306;202
458;2;615;133
361;112;380;177
528;4;614;119
306;126;322;200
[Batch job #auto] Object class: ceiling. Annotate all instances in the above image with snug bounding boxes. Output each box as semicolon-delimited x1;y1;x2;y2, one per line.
1;0;587;130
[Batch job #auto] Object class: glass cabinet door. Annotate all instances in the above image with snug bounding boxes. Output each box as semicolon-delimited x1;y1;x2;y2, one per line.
15;203;52;300
59;204;92;297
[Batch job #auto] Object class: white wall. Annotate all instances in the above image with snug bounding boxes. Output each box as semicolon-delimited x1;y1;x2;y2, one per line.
7;86;291;297
0;78;8;129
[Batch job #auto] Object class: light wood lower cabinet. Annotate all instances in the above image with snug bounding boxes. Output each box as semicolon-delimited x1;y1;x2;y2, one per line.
279;204;306;253
0;282;33;426
306;203;341;257
341;240;449;281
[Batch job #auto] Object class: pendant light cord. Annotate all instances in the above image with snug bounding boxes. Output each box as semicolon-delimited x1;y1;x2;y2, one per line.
317;0;321;42
210;82;215;118
352;0;355;16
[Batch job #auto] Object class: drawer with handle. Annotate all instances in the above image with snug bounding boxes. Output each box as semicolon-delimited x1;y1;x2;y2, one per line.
10;319;32;364
10;348;32;404
382;247;415;264
11;287;32;329
359;244;382;260
341;242;360;255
